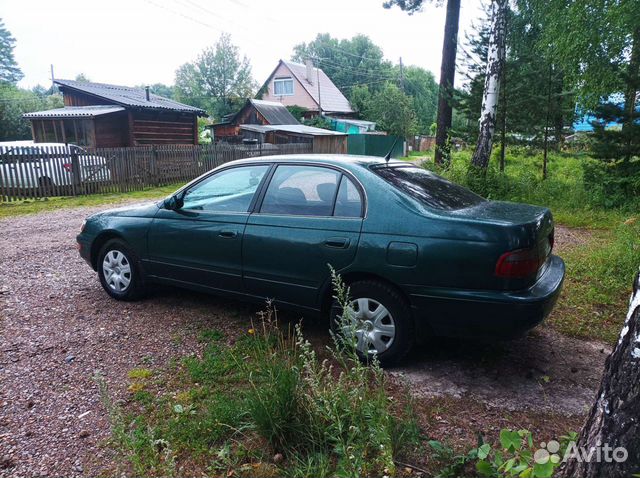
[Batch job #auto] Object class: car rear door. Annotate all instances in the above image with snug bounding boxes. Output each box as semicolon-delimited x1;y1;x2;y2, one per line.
242;164;364;308
146;163;271;293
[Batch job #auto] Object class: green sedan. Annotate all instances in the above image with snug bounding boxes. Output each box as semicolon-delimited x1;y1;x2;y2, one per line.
77;155;565;364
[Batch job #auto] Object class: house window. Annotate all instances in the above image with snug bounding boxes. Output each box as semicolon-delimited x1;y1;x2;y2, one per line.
273;77;294;96
63;119;90;146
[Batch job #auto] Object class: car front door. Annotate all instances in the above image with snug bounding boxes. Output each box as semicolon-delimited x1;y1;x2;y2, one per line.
145;163;271;293
242;164;364;308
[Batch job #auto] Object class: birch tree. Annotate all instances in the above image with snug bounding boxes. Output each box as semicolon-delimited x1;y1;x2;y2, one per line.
470;0;507;169
560;270;640;477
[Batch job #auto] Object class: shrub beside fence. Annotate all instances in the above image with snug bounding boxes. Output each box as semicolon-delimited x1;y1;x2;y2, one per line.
0;142;312;202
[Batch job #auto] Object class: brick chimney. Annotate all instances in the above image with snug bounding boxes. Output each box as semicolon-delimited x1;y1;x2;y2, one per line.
305;59;314;85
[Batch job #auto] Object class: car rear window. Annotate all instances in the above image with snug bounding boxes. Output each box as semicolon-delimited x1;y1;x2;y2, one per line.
374;166;486;210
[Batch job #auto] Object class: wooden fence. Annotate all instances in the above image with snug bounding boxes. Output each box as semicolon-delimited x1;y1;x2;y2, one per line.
0;142;313;202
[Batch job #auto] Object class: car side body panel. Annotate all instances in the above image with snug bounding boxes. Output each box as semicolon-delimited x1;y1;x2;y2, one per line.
77;155;565;341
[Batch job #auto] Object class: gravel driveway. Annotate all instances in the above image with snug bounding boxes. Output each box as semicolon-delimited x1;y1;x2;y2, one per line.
0;204;610;476
0;203;257;476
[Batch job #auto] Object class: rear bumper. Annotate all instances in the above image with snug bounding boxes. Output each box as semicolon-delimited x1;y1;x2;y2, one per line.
408;255;565;339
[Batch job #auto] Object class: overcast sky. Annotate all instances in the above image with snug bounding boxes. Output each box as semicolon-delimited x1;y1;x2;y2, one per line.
3;0;484;90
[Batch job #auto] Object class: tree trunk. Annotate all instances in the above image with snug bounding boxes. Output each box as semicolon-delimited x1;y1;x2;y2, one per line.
499;54;507;172
622;26;639;161
434;0;460;166
560;271;640;478
542;63;552;180
471;0;507;169
553;70;565;151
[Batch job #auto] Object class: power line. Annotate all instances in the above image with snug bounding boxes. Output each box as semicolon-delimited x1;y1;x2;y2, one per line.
142;0;222;33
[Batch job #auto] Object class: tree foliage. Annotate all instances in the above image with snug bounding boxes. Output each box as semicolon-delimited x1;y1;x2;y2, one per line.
526;0;640;109
292;33;393;93
524;0;639;161
358;82;418;137
134;83;175;99
0;84;63;140
174;34;256;119
457;3;575;149
0;19;22;85
403;65;439;134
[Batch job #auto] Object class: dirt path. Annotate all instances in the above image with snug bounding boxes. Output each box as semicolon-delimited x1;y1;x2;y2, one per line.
0;207;607;476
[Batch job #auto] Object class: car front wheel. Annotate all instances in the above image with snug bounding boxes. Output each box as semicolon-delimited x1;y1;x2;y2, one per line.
330;280;414;365
97;239;145;301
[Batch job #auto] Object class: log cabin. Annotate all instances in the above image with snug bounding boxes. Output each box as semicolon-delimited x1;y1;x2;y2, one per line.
23;80;206;148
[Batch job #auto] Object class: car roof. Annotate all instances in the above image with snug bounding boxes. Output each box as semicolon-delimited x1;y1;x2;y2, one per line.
224;154;408;170
0;141;80;149
0;140;35;147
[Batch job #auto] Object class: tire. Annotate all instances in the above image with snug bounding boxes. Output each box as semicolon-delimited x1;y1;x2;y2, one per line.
330;280;415;366
97;239;145;301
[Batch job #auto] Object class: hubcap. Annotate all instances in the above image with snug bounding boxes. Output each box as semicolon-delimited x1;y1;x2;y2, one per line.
102;250;131;292
340;297;396;355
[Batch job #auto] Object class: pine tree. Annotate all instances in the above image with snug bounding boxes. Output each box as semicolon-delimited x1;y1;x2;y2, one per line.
0;19;23;85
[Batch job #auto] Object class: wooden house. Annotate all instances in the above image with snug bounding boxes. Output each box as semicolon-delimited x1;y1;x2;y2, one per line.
24;80;206;148
211;98;299;141
259;60;355;118
210;98;347;152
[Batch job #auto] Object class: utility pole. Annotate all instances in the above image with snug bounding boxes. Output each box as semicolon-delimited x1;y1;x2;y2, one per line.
316;60;322;116
399;57;405;92
50;64;55;92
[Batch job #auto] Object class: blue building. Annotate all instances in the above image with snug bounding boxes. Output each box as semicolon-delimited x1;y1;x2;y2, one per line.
572;93;638;132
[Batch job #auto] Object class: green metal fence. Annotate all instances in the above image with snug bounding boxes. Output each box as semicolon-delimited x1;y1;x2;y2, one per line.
347;135;404;158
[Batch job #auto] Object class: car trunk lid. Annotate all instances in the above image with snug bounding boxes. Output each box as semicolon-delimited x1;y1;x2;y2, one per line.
450;201;555;288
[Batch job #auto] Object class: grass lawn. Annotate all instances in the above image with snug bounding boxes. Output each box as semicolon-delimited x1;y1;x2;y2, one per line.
549;220;638;343
0;183;182;219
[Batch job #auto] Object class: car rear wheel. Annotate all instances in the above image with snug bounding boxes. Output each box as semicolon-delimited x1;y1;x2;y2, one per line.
330;280;414;365
97;239;145;301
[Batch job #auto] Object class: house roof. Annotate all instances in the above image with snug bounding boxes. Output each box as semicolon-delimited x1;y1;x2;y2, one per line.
23;105;126;119
249;99;299;125
264;60;354;114
326;116;376;127
54;79;206;115
240;124;346;137
213;99;300;127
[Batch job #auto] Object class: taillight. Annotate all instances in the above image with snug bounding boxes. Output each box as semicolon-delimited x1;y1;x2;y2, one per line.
63;163;73;172
495;247;542;278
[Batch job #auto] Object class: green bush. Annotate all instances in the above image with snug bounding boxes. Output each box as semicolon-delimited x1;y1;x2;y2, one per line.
582;158;640;208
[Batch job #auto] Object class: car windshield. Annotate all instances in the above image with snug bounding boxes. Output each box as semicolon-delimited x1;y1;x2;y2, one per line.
374;166;486;211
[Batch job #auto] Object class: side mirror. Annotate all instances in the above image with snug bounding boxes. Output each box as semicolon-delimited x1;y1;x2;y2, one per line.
163;195;183;210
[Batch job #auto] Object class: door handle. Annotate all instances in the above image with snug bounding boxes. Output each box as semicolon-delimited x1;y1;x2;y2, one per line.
324;237;350;249
219;229;238;238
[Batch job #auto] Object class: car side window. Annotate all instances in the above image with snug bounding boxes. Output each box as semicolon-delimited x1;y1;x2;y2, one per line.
334;176;363;217
182;165;269;212
260;165;341;216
